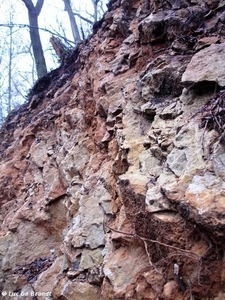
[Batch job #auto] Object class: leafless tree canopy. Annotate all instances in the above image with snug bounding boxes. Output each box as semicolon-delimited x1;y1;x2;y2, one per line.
0;0;107;124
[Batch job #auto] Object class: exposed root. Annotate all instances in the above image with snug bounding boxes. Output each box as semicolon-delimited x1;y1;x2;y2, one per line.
194;90;225;156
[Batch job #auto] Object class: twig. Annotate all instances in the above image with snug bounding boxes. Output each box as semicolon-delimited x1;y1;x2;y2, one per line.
153;48;166;54
104;221;134;237
103;220;200;259
0;23;75;45
139;236;200;259
187;279;194;300
200;119;208;158
143;239;162;274
197;258;203;286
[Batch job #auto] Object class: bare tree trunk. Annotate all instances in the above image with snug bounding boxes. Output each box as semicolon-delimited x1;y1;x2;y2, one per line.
21;0;47;78
0;105;3;124
91;0;99;23
63;0;81;44
70;0;105;39
8;17;13;113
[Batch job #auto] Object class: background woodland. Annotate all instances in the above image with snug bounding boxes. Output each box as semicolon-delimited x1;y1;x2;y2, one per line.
0;0;107;124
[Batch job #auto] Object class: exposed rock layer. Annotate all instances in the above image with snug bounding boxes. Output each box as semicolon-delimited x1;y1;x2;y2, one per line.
1;0;225;299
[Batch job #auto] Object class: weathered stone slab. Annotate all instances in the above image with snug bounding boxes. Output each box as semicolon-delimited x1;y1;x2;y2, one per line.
182;43;225;87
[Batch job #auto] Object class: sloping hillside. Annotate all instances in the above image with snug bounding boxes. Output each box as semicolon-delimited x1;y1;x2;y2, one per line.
1;0;225;299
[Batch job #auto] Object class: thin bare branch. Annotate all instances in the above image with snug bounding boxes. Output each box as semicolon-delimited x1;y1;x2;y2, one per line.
0;23;76;45
104;221;200;259
143;239;162;274
73;12;93;25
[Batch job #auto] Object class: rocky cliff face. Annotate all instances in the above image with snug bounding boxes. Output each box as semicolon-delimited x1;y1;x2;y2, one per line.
1;0;225;299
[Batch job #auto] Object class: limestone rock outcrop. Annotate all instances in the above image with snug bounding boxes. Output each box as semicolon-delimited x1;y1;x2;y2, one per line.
1;0;225;299
182;43;225;87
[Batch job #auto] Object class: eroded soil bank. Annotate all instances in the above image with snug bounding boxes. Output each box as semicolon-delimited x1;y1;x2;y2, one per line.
1;0;225;299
